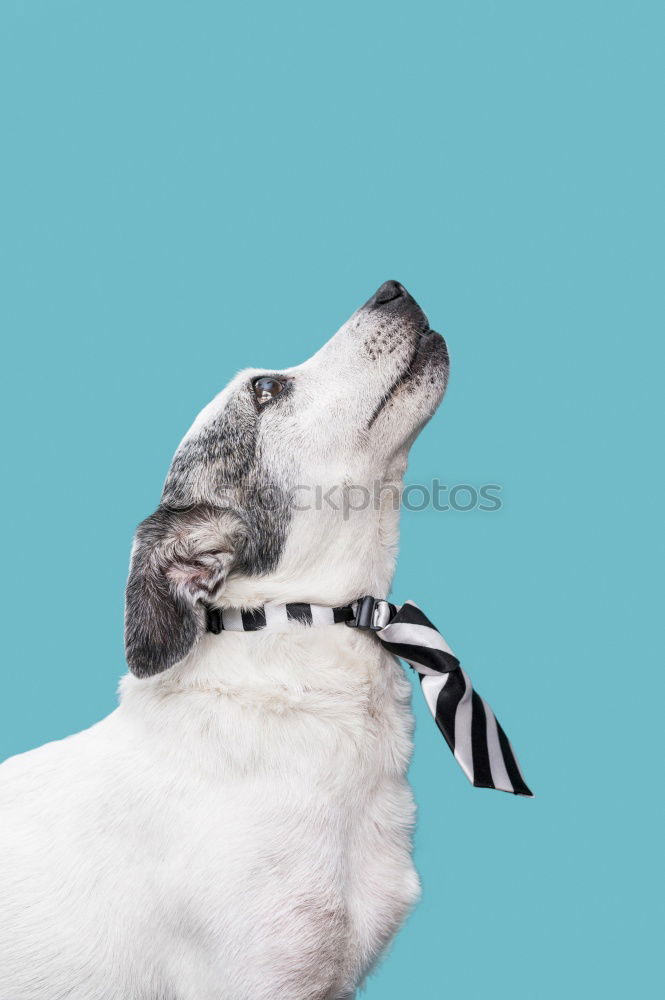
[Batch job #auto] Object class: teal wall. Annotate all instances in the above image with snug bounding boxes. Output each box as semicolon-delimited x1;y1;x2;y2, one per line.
1;2;662;997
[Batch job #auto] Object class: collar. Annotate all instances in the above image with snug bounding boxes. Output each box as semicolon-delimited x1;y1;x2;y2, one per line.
205;595;396;634
204;594;533;797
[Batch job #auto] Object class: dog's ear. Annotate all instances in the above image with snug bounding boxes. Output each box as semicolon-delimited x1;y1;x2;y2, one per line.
124;504;244;678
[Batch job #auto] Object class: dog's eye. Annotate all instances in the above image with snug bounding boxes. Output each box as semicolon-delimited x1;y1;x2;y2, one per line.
253;377;285;404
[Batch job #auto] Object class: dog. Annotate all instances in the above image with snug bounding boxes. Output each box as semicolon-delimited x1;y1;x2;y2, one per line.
0;280;449;1000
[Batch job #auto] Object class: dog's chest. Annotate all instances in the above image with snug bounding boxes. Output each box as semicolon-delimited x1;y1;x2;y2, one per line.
125;641;419;997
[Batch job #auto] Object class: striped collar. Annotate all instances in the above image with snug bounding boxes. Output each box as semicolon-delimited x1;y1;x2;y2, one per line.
204;595;532;797
205;596;396;634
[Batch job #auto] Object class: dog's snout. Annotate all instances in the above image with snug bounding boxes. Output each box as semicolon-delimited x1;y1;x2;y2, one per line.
363;279;429;334
371;280;408;306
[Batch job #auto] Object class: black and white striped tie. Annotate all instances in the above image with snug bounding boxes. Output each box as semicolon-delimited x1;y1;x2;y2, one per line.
206;596;532;797
375;600;532;796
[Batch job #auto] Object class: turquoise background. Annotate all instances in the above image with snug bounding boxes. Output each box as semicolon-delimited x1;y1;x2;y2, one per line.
1;2;662;997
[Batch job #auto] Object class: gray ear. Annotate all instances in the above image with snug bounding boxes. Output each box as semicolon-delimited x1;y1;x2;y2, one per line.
124;504;242;678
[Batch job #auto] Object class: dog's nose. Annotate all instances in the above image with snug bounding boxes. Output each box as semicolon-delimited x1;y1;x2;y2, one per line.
371;280;408;306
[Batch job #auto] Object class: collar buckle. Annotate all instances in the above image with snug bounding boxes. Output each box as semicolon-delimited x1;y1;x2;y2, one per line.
346;596;391;631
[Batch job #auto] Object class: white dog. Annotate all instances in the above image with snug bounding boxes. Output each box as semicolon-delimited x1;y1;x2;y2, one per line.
0;281;449;1000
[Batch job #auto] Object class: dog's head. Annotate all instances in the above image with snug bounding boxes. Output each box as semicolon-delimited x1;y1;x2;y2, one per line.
125;281;449;676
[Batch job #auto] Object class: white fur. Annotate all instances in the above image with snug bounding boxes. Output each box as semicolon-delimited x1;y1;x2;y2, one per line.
0;629;418;1000
0;284;447;999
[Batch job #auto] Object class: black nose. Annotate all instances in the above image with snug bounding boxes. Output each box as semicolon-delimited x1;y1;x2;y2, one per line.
371;280;406;306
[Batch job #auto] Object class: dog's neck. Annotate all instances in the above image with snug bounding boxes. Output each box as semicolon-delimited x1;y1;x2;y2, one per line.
223;516;397;608
118;615;391;763
222;471;404;608
120;465;405;704
119;473;403;709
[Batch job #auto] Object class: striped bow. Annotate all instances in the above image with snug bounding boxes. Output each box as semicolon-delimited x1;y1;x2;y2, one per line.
376;600;532;796
205;596;532;797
